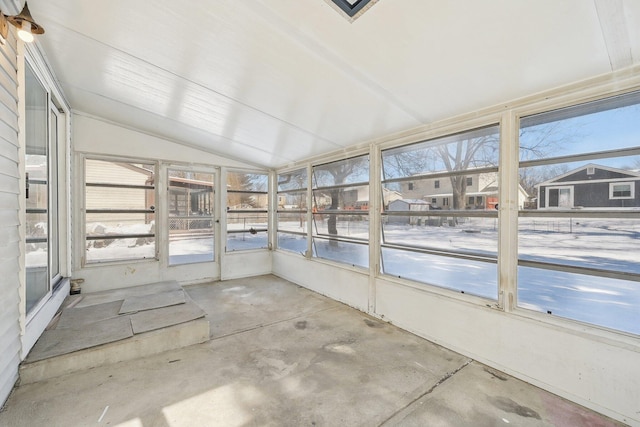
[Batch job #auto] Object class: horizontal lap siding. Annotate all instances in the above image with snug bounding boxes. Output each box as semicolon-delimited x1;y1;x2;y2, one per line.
0;30;21;408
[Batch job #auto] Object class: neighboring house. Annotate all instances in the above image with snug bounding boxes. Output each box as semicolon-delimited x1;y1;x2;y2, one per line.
401;172;527;209
387;199;430;224
314;186;402;210
537;163;640;209
85;160;155;227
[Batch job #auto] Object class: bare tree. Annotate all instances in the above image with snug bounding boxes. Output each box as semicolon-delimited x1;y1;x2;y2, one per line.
436;135;499;209
382;121;579;219
313;157;368;239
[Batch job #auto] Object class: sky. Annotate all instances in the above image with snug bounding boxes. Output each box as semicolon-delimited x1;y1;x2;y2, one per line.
520;103;640;169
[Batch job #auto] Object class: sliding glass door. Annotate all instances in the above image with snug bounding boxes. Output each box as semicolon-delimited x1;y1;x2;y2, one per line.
25;62;61;315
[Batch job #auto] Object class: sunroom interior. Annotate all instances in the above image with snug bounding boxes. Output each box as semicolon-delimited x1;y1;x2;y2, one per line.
1;0;639;425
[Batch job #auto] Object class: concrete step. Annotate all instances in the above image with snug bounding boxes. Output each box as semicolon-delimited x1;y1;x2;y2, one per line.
20;318;209;384
19;282;210;385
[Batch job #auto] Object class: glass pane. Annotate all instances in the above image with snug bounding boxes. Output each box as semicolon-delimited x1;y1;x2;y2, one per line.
26;253;48;313
313;155;369;188
25;62;49;313
313;238;368;268
227;172;268;192
85;159;156;263
277;212;307;234
226;201;268;251
86;186;154;210
380;127;500;300
278;168;307;191
382;125;500;180
277;232;307;254
520;157;640;210
383;175;500;212
227;212;268;231
168;170;215;265
226;173;268;252
227;192;268;210
313;214;368;240
313;184;369;211
311;155;370;266
278;190;307;210
26;182;47;211
86;237;156;263
520;91;640;162
26;213;48;268
518;266;640;335
517;92;640;335
519;217;640;273
85;213;155;262
227;231;268;251
382;247;497;299
85;159;154;185
382;216;498;257
169;230;214;265
86;213;155;236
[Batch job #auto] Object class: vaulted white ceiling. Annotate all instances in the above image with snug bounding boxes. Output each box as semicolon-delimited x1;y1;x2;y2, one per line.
26;0;640;168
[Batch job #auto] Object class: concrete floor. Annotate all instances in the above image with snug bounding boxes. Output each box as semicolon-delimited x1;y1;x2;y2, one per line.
0;275;624;427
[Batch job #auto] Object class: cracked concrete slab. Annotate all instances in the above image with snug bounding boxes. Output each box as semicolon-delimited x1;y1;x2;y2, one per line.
3;276;623;427
130;299;205;334
381;361;625;427
119;289;186;314
185;275;341;339
73;280;181;308
55;300;124;329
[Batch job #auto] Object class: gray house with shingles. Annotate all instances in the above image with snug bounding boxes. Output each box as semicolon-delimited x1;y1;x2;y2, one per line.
537;163;640;209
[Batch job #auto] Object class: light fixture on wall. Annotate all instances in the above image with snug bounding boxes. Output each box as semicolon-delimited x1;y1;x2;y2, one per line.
0;2;45;44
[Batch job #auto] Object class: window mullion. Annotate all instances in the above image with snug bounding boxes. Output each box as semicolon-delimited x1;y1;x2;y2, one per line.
498;110;519;312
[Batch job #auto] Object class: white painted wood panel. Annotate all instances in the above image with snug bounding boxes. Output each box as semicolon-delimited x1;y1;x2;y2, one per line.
273;251;369;312
374;278;640;425
73;114;258;169
221;251;272;281
30;0;636;169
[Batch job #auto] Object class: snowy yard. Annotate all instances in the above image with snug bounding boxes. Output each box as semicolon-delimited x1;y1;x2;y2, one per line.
69;217;639;335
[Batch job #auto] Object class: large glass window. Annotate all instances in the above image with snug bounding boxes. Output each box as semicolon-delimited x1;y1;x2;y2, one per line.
25;63;61;313
226;171;268;251
277;168;308;254
380;125;500;299
518;91;640;335
84;159;156;263
168;170;215;265
312;155;369;268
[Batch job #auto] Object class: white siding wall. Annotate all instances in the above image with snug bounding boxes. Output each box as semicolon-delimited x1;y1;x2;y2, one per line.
0;31;21;407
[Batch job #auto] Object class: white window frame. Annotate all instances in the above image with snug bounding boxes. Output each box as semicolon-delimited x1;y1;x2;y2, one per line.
167;167;216;266
82;156;158;265
225;169;269;252
609;181;634;199
276;167;308;254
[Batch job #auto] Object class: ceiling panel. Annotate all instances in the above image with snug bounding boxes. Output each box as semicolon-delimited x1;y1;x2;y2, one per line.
26;0;638;169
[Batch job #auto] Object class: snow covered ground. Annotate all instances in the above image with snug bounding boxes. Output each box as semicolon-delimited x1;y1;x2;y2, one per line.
169;235;214;265
76;218;640;335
